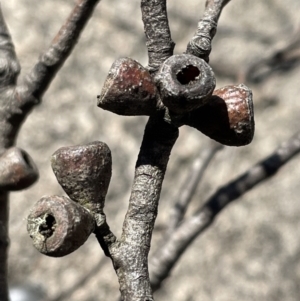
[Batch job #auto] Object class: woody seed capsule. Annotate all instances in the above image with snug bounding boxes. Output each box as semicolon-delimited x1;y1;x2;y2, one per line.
185;84;255;146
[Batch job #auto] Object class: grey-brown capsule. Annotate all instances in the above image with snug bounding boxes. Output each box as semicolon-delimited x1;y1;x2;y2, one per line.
0;147;38;191
27;196;94;257
97;57;158;115
185;84;254;146
51;141;112;219
156;54;216;114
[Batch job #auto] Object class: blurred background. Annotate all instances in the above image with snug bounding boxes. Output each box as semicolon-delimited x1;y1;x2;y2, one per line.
3;0;300;300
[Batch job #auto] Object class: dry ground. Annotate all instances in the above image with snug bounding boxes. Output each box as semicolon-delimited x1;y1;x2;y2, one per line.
3;0;300;300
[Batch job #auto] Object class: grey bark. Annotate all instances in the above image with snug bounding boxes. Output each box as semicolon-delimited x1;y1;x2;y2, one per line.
5;0;299;301
186;0;231;61
141;0;175;73
96;115;178;301
38;0;252;299
0;1;100;299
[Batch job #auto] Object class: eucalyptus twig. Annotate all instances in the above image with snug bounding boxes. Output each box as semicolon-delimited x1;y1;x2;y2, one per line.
245;28;300;84
1;0;101;149
19;0;100;101
24;0;258;298
0;6;22;300
103;115;178;301
141;0;175;73
27;115;178;301
167;141;223;235
150;131;300;290
0;1;100;299
186;0;231;62
96;37;254;298
0;6;20;151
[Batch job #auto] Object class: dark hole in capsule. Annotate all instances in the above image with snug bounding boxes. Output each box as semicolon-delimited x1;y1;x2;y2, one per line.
39;214;56;238
176;65;200;85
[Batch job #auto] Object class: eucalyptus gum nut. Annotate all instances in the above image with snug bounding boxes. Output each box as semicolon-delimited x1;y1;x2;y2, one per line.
0;147;38;191
185;84;255;146
156;54;216;114
97;57;158;116
51;141;112;214
27;196;95;257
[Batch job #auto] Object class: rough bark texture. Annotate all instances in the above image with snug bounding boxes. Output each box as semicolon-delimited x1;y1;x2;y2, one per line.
7;1;300;300
0;7;21;300
5;1;300;300
141;0;175;73
186;0;231;61
0;0;100;299
19;0;100;102
98;115;178;301
24;0;254;299
0;6;21;152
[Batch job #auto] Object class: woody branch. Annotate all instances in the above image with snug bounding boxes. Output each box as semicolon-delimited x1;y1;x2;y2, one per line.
0;1;100;300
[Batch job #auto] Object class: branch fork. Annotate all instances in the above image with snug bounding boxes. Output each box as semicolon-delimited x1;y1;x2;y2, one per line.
98;54;254;146
97;0;253;147
0;1;101;299
26;0;256;300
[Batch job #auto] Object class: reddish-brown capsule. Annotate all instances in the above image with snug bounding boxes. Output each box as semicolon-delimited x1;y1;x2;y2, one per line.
156;54;216;114
185;84;254;146
27;196;94;257
0;147;38;191
51;141;111;225
97;58;158;115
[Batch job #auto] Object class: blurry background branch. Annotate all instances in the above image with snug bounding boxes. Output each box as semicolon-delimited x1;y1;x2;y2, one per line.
0;1;100;300
166;141;223;235
4;0;300;301
150;130;300;290
244;27;300;84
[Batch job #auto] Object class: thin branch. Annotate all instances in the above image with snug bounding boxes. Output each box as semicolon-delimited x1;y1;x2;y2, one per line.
167;141;223;235
0;3;100;299
150;131;300;290
0;5;21;151
19;0;100;102
0;5;20;300
1;0;100;148
186;0;231;62
105;114;178;301
245;28;300;84
0;192;9;301
0;5;20;89
141;0;175;73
